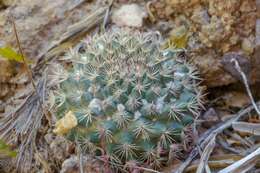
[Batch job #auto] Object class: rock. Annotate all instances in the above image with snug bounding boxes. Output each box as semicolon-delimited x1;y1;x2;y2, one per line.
48;135;71;161
0;0;95;59
242;38;254;54
60;156;79;173
229;34;240;45
191;8;210;25
237;12;256;37
222;91;250;108
202;107;219;128
112;4;147;27
187;34;204;51
240;0;256;12
193;51;235;87
0;100;4;113
0;84;13;99
221;52;251;82
0;59;16;100
257;0;260;17
0;59;15;83
155;21;174;34
60;155;104;173
0;0;100;106
201;16;225;43
151;0;257;87
208;0;240;16
166;0;200;9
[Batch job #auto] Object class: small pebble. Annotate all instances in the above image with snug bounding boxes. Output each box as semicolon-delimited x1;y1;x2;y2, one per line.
242;38;254;54
112;4;147;28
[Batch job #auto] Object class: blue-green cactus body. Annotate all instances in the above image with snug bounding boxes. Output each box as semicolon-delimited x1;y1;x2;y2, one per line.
52;31;203;169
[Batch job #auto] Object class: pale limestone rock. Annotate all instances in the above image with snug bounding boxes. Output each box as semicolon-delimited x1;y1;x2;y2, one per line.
191;8;210;25
60;155;104;173
48;135;71;161
112;4;147;27
242;38;254;54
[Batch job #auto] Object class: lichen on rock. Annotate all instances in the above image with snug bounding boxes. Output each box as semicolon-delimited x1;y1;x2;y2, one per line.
54;111;78;135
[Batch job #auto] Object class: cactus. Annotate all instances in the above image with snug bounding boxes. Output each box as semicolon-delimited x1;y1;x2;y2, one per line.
50;31;204;170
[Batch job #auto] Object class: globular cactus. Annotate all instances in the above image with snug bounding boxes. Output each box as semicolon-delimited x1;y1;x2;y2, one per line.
50;31;204;170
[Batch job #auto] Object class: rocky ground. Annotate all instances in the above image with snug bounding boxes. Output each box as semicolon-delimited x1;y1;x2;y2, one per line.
0;0;260;172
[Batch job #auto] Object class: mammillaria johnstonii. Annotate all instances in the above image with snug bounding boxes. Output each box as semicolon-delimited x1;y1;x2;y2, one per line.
50;30;204;170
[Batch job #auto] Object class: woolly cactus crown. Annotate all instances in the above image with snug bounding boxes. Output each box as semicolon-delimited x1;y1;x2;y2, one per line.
50;30;204;170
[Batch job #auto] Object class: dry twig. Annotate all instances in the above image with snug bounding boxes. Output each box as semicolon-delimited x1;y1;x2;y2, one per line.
0;77;46;172
230;58;260;116
196;135;216;173
173;101;260;173
218;147;260;173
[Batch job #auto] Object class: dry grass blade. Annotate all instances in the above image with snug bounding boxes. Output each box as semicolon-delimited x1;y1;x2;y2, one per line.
218;147;260;173
225;130;253;148
34;151;51;173
185;154;243;172
173;101;260;173
0;76;47;172
146;1;156;23
217;136;242;154
12;19;37;90
232;122;260;135
63;6;108;39
196;135;216;173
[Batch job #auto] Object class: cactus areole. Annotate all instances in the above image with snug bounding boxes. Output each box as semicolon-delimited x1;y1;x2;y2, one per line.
51;31;204;170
